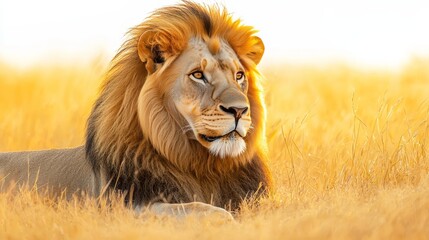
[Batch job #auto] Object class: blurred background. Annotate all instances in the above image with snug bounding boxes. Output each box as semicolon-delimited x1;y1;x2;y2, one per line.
1;0;429;68
1;2;429;237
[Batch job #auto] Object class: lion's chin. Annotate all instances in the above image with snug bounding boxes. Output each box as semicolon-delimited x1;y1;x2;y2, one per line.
207;134;246;158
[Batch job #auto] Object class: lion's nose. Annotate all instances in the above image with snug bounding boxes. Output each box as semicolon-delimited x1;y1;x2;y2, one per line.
219;105;248;120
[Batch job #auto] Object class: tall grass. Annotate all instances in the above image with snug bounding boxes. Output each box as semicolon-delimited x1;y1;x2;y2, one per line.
0;57;428;239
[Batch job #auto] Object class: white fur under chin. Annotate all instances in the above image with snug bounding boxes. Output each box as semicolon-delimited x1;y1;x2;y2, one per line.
208;137;246;158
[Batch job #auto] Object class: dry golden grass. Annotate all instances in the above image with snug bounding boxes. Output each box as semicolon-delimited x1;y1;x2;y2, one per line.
1;57;428;239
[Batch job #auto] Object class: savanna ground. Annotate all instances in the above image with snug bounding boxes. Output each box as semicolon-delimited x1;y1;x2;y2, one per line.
0;57;428;239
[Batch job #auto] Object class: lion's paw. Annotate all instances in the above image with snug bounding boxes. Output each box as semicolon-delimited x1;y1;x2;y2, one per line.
146;202;235;222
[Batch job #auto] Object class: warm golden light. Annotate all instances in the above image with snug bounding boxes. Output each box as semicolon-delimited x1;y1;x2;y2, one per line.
1;1;428;239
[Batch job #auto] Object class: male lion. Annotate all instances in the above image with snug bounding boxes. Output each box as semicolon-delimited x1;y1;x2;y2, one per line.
0;1;271;218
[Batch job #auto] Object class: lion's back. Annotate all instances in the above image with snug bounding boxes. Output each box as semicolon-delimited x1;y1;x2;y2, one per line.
0;146;97;198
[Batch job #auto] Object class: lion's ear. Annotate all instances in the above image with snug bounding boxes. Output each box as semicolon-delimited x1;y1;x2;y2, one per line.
137;32;167;74
246;36;265;65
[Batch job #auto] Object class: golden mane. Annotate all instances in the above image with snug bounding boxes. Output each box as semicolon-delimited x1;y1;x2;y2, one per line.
85;1;271;208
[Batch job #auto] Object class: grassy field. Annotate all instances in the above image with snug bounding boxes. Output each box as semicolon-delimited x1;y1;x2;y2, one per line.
0;57;428;239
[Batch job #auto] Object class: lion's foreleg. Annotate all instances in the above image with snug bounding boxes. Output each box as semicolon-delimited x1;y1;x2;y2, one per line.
137;202;234;220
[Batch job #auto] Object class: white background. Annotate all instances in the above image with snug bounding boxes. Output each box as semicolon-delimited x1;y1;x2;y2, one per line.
1;0;429;68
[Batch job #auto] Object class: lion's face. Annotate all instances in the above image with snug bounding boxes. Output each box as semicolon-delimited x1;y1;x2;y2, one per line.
92;2;267;173
168;38;252;158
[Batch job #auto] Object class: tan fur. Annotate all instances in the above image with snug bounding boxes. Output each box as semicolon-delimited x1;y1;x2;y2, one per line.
0;1;271;216
0;147;98;199
208;37;221;55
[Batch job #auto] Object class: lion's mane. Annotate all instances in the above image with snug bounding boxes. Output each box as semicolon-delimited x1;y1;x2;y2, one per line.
85;1;271;209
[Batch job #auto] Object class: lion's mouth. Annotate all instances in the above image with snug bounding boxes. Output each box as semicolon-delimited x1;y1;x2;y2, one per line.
200;131;241;142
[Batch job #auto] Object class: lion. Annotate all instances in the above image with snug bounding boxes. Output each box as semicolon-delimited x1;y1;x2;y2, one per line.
0;1;272;218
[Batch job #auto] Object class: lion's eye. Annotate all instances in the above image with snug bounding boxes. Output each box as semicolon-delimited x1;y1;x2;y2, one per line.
190;71;204;80
236;71;245;82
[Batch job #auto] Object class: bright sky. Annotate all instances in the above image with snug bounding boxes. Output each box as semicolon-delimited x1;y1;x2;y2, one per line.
1;0;429;68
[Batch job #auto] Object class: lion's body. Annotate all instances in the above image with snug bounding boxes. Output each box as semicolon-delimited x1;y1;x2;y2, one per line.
0;146;267;210
0;147;98;198
0;1;271;216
